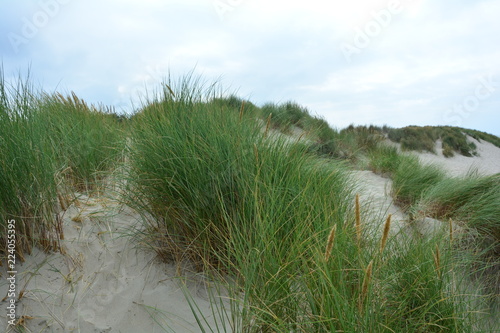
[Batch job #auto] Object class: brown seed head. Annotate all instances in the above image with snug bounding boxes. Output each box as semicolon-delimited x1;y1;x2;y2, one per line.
324;224;337;262
449;218;453;244
355;194;361;246
264;114;271;137
380;214;392;254
434;245;441;278
359;260;374;312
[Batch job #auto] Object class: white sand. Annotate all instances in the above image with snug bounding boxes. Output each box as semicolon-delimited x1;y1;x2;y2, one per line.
0;193;225;332
401;136;500;177
351;170;408;234
350;133;500;238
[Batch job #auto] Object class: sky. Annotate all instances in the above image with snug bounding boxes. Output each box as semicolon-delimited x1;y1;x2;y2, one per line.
1;0;499;135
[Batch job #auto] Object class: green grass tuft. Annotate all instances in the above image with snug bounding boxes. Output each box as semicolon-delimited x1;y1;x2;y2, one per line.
126;77;493;332
391;155;447;208
0;69;125;261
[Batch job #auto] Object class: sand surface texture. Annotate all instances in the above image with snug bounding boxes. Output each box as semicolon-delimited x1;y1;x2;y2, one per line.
411;136;499;177
1;193;221;332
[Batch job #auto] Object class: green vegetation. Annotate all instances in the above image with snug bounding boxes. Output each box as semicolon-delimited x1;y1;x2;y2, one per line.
210;94;260;118
0;70;124;261
38;92;125;191
1;70;498;331
417;173;500;297
391;155;447;208
462;128;500;149
126;77;353;269
260;101;313;133
366;141;500;310
368;144;401;175
0;73;60;258
126;77;494;331
386;126;479;157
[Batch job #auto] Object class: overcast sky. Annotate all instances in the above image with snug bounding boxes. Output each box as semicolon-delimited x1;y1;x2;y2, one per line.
1;0;499;135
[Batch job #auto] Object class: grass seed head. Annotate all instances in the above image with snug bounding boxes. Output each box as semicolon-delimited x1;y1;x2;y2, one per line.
449;218;453;244
355;194;361;246
359;260;374;313
239;100;245;121
434;245;441;278
324;224;337;262
264;114;272;137
380;214;392;254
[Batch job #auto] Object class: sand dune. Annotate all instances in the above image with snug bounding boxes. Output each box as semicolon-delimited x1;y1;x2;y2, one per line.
0;194;223;332
407;136;499;177
2;134;499;332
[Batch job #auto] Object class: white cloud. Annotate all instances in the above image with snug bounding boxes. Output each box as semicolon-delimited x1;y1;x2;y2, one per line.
0;0;499;135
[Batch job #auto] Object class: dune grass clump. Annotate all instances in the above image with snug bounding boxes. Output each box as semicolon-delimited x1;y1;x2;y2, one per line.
314;124;385;164
126;77;492;332
388;126;438;153
210;94;260;118
260;100;312;133
418;173;500;297
0;72;61;258
391;155;446;208
307;118;341;157
127;76;353;268
368;144;401;175
440;127;477;158
462;128;500;149
0;70;125;261
419;173;499;229
38;92;125;192
340;125;384;152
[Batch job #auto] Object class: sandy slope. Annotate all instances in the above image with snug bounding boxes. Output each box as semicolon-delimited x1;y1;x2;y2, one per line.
354;135;500;238
401;136;500;177
351;170;408;234
0;193;223;333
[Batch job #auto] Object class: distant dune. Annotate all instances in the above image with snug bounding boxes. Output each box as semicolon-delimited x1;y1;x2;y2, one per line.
414;135;500;177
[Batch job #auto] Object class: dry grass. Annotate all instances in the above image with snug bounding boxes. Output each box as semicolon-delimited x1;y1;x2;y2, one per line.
355;193;362;247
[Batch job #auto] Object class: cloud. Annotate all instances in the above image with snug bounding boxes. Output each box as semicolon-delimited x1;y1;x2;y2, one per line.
0;0;498;135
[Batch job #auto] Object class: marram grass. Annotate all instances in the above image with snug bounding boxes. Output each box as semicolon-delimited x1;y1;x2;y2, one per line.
1;69;496;331
0;72;61;259
125;77;494;332
379;214;391;254
324;224;337;262
0;70;125;261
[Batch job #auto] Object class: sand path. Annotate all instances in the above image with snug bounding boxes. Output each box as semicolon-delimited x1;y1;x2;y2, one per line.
351;170;408;235
0;192;221;332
